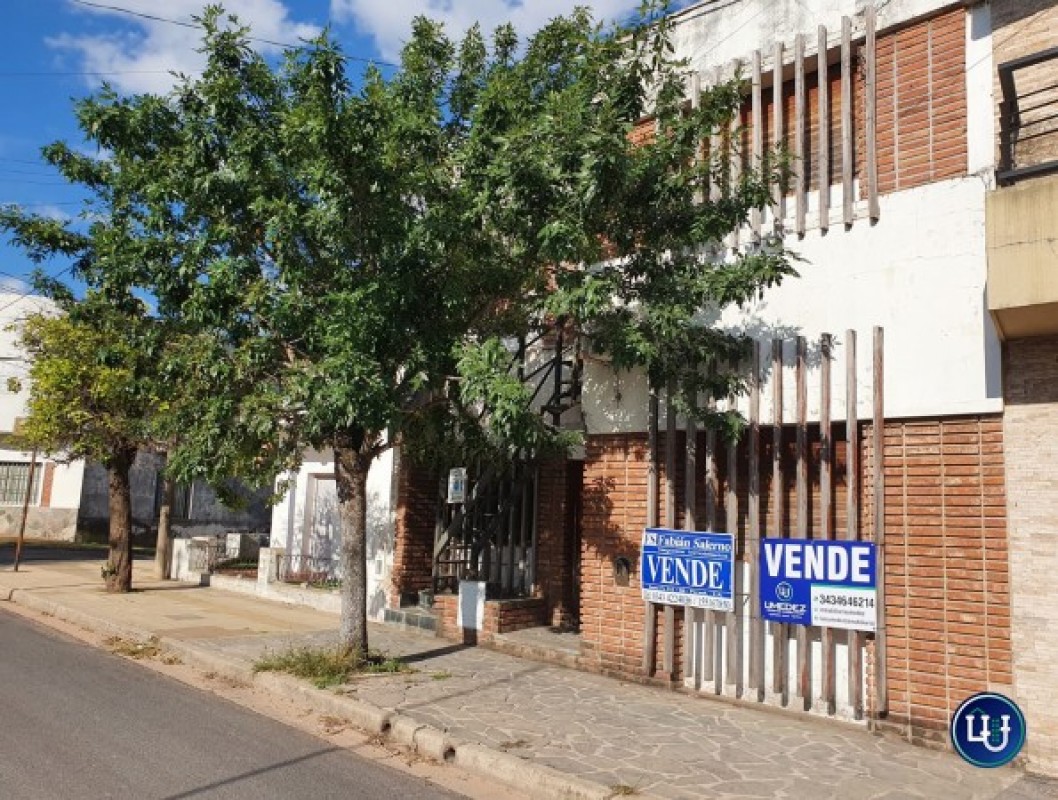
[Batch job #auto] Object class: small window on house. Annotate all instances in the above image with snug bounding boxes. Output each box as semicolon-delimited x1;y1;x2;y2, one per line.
0;461;41;506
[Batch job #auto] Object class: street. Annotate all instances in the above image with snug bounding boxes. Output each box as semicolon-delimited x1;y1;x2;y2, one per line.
0;608;461;800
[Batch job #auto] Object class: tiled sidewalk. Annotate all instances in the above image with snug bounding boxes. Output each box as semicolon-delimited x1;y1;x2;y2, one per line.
0;552;1049;800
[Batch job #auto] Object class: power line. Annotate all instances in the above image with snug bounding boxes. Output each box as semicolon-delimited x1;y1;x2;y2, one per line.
70;0;398;68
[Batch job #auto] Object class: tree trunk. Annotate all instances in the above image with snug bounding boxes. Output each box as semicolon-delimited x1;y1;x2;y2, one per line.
334;444;371;659
106;448;137;593
153;463;175;581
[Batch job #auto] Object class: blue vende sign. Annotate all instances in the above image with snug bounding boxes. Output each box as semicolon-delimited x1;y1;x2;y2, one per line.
759;539;877;631
640;528;734;611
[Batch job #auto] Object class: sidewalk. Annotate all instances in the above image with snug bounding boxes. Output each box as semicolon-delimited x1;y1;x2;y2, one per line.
0;551;1050;800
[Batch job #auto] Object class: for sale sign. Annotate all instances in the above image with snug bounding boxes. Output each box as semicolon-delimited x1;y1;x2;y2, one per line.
759;539;877;631
640;528;734;611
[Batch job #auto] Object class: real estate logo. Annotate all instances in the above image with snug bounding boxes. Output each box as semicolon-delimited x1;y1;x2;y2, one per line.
950;692;1026;768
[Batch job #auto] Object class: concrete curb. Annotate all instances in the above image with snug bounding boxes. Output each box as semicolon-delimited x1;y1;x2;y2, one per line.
1;588;639;800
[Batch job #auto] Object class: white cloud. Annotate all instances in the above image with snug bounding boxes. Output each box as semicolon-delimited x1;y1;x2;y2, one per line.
48;1;321;94
330;0;643;62
0;277;33;295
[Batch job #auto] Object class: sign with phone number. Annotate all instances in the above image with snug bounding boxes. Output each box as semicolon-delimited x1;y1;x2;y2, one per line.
760;539;877;631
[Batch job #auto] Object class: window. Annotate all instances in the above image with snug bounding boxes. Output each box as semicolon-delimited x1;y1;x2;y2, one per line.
0;461;41;506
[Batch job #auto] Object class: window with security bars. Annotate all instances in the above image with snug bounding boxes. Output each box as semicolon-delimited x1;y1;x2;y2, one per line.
0;461;41;506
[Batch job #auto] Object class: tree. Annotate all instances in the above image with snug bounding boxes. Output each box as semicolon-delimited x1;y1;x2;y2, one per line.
49;2;794;656
8;295;168;591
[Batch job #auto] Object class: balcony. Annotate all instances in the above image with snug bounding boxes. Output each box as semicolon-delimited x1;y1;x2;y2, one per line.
987;46;1058;340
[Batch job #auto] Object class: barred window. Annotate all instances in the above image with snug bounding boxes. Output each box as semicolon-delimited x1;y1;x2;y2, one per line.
0;461;41;506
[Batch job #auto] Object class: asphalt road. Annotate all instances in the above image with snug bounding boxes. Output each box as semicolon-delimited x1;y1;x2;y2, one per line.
0;609;461;800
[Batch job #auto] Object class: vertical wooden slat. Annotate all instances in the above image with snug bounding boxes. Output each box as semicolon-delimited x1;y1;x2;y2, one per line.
683;381;699;686
772;42;785;234
873;326;887;717
692;71;704;206
818;25;830;232
846;330;863;719
663;384;677;679
643;390;659;677
726;410;742;696
748;341;764;699
711;67;724;206
771;339;787;704
841;17;854;227
729;60;742;251
702;421;718;685
751;50;763;241
795;336;810;708
866;4;880;221
794;35;806;237
820;334;836;714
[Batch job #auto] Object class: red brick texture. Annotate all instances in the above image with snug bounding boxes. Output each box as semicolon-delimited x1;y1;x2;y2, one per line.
39;462;54;508
578;417;1010;729
868;417;1012;739
389;454;439;609
391;454;579;628
874;9;967;195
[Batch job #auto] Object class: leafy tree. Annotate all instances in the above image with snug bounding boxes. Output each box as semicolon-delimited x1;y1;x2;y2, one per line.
40;2;794;655
6;294;168;591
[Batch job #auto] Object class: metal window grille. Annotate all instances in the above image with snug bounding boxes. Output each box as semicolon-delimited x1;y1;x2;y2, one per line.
0;461;41;506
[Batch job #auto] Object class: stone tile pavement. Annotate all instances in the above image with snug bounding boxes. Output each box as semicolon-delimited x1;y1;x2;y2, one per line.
0;550;1053;800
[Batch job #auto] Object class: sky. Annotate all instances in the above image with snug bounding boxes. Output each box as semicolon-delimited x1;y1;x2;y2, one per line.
0;0;691;298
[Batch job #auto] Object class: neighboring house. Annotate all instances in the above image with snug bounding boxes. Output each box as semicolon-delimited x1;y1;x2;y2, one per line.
76;451;272;542
388;0;1058;777
269;447;396;621
0;292;85;541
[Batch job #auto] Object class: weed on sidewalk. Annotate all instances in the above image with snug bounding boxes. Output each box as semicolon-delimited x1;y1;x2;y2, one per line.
254;645;410;689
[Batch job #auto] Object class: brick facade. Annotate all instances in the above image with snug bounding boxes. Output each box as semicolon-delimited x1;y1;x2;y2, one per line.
578;417;1011;734
389;452;439;609
868;417;1012;743
391;453;579;628
992;0;1058;169
875;8;967;195
1004;336;1058;773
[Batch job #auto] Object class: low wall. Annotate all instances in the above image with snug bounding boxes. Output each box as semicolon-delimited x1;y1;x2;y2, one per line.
0;507;78;541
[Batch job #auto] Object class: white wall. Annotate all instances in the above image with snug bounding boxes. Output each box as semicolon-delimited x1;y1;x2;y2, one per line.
581;2;1001;434
0;293;85;513
670;0;960;75
270;446;396;620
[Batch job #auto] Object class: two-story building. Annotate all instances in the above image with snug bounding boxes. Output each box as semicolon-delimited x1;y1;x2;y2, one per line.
387;0;1058;776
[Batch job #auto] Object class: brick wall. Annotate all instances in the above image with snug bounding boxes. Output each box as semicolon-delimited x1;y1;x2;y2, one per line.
580;416;1011;731
1004;336;1058;773
389;452;439;608
874;9;967;194
992;0;1058;169
534;457;578;627
40;462;54;508
865;416;1011;743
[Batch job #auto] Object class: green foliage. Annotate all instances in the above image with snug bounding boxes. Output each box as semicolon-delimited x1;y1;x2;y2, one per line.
13;296;166;465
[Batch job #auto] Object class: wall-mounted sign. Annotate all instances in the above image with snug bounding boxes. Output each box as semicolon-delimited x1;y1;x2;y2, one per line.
447;467;467;504
759;539;877;631
640;528;734;611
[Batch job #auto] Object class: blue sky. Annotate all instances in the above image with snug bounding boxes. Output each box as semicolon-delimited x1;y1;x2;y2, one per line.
0;0;686;296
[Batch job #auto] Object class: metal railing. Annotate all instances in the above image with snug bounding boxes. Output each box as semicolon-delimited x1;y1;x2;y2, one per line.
277;553;343;588
998;45;1058;185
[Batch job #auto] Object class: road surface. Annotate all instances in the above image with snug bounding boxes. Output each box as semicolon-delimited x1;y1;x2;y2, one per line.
0;608;462;799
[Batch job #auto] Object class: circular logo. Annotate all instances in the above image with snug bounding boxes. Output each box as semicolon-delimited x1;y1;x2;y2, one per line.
950;692;1026;768
776;582;793;601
